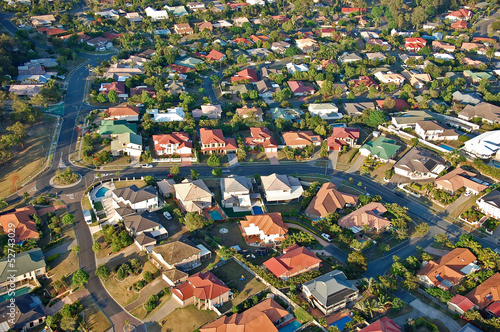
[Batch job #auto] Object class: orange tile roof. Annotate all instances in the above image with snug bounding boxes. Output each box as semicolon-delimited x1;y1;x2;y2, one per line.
435;167;487;193
172;271;230;301
245;127;278;148
359;317;400;332
106;105;139;117
240;213;288;237
0;206;39;243
451;20;468;29
200;298;288;332
264;244;321;278
449;294;475;312
205;49;225;61
282;131;322;147
305;182;358;218
200;128;226;145
153;132;192;152
338;202;390;231
418;248;476;287
466;272;500;309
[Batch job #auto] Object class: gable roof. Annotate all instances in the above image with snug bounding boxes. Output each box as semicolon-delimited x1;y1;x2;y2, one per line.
99;120;137;136
359;317;401;332
261;173;298;191
418;248;477;287
173;179;212;202
466;272;500;309
200;298;288;332
240;213;288;236
435;167;487;193
122;211;161;233
338;202;390;230
360;136;400;160
152;240;201;265
221;176;252;194
113;185;157;203
172;271;230;301
332;127;360;140
305;182;358;218
264;244;321;278
448;294;475;312
0;248;45;283
303;270;358;308
0;206;39;243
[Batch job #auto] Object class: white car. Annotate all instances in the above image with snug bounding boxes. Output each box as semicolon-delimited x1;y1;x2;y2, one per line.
321;233;332;242
464;192;471;197
141;164;153;168
163;211;172;220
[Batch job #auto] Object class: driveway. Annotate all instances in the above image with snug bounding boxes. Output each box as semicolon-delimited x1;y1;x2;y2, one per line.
346;155;366;173
444;194;470;215
408;298;462;331
266;151;280;165
329;151;339;170
44;239;77;258
124;278;170;311
144;298;180;326
227;153;238;167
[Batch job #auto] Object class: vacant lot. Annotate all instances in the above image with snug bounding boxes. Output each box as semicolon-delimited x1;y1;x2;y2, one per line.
47;250;79;289
213;259;267;313
160;305;218;332
0;115;57;197
81;295;112;332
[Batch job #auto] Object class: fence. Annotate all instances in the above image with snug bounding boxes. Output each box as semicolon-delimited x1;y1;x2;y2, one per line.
416;288;447;309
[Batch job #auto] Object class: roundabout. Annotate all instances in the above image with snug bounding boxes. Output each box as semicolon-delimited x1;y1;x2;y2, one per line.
49;172;83;188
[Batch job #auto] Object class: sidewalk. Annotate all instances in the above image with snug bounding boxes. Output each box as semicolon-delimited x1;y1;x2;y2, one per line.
144;298;179;326
346;155;366;173
45;239;77;257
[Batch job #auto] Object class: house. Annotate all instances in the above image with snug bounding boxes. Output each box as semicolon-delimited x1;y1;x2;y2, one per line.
302;270;359;315
164;81;185;95
327;127;360;151
343;102;374;117
112;185;158;211
0;293;46;331
459;102;500;124
192;104;222;120
366;52;387;61
221;176;257;209
168;64;194;74
463;70;495;84
351;76;379;90
423;22;440;30
466;273;500;309
173;179;213;213
103;64;144;80
286;62;309;74
130;86;156;99
239;213;288;246
186;2;206;11
236;106;263;121
359;317;401;332
147;107;185;122
415;121;459;141
401;70;432;89
95;9;120;19
477;190;500;220
405;38;427;52
0;206;39;243
448;294;475;315
256;79;280;98
30;14;56;26
338;202;390;232
451;20;468;29
228;83;254;96
196;21;213;32
446;9;472;21
122;211;167;240
149;240;201;284
435;167;488;195
153;132;192;157
105;105;139;122
390;109;433;129
233;37;253;46
305;182;358;219
174;23;194;35
282;131;322;148
99;82;128;99
245;127;278;152
199;128;237;154
463;130;500;159
456;324;484;332
308;103;343;120
233;17;251;26
461;42;485;52
164;5;188;16
288;81;316;96
452;91;482;105
110;132;143;157
295;38;318;53
231;68;258;83
173;271;230;312
99;120;137;138
157;179;176;198
374;71;405;86
204;49;225;62
261;173;304;203
462;57;484;68
341;7;366;14
0;248;45;290
270;107;304;122
271;41;291;54
359;136;401;162
432;41;456;52
417;248;479;289
394;148;446;180
9;84;44;97
264;244;321;280
125;12;143;22
200;298;292;332
339;53;362;64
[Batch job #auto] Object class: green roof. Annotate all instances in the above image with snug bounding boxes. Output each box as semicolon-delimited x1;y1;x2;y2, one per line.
99;120;137;136
0;248;45;283
174;57;204;69
393;110;433;125
164;5;188;16
270;107;304;121
464;70;494;80
361;136;401;160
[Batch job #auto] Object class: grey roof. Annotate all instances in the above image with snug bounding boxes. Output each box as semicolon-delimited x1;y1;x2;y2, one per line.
122;211;161;233
221;176;252;194
113;185;157;204
343;102;374;116
456;324;483;332
452;91;483;105
394;148;445;175
157;179;176;195
135;232;157;246
0;293;45;330
303;270;358;308
480;190;500;208
152;240;201;265
0;248;45;283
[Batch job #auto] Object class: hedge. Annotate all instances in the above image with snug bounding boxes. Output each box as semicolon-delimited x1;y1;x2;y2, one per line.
47;253;61;263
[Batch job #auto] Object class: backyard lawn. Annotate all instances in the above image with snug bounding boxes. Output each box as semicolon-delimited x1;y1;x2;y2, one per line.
266;202;302;214
103;260;159;306
160;305;218;332
212;260;267;313
210;222;248;249
114;179;147;189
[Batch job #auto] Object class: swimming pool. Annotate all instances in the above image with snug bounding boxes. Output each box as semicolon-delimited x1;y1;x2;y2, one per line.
439;144;455;152
252;206;263;215
278;320;302;332
208;210;224;220
0;286;31;302
95;187;109;198
330;316;353;330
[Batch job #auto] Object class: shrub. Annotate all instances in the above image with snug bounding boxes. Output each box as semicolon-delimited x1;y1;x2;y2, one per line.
47;253;61;263
143;271;153;283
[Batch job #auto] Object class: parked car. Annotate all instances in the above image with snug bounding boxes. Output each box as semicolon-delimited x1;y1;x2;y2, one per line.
464;191;471;197
395;191;405;198
163;211;172;220
141;164;153;168
167;174;174;178
321;233;332;242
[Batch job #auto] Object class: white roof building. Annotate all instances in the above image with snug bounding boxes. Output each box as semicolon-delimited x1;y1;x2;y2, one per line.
463;130;500;159
147;107;185;122
308;103;343;120
145;7;168;21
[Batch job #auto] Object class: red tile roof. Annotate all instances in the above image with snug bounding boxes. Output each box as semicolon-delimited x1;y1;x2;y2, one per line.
375;99;410;111
449;294;475;312
233;37;253;46
168;64;195;73
332;127;360;140
451;20;468;29
466;272;500;309
341;7;366;13
0;206;39;243
106;105;139;117
487;301;500;316
240;213;288;237
359;317;400;332
231;68;258;83
205;49;225;61
249;34;269;43
172;271;230;301
199;128;237;152
287;81;316;94
446;9;472;19
153;132;192;152
264;244;321;278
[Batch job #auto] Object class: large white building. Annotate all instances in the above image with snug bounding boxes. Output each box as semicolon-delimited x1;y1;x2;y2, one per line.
145;6;168;21
463;130;500;159
308;103;343;120
147;107;185;122
477;190;500;220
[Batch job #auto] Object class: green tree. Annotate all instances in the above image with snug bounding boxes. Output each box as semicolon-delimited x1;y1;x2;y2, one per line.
72;245;80;253
96;92;107;103
96;265;110;280
92;242;101;252
319;140;329;158
0;199;7;211
190;169;199;180
212;168;222;177
366;110;386;127
62;213;75;225
207;153;220;167
107;90;118;103
170;166;180;177
184;212;207;231
72;269;89;286
347;251;367;275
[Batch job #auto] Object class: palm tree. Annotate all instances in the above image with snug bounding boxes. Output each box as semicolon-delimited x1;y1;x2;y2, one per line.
359;277;376;294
